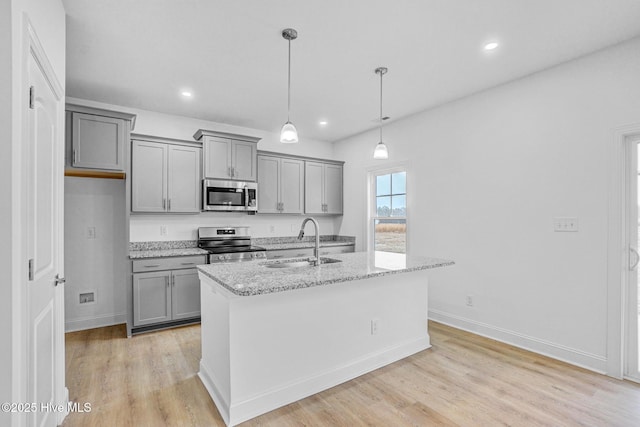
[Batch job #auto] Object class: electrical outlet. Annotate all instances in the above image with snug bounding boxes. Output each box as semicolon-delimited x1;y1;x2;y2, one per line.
466;295;474;307
554;217;578;232
87;226;96;239
371;319;379;335
160;225;168;236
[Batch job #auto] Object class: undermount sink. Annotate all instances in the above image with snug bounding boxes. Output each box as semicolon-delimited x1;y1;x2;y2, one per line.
264;257;342;269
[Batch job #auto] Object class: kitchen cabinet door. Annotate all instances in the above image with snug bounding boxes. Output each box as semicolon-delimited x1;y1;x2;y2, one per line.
280;158;304;214
71;112;126;171
324;163;343;214
133;271;172;326
171;269;201;320
232;140;257;181
257;155;280;213
304;161;343;215
167;145;201;212
131;140;168;212
304;161;325;214
203;136;232;179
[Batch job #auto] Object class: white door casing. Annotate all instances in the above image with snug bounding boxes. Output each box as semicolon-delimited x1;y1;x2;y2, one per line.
607;124;640;379
23;18;66;427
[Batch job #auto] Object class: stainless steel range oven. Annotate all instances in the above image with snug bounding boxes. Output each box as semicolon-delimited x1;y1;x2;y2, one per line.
197;226;266;263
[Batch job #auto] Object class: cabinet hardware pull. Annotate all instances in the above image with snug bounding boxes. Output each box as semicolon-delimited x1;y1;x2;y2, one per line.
168;199;171;210
144;264;160;268
232;167;236;177
166;276;169;287
73;149;77;165
180;262;195;265
228;167;232;177
163;199;166;210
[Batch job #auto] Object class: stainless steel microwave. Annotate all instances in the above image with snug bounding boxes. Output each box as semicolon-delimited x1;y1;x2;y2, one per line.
202;179;258;212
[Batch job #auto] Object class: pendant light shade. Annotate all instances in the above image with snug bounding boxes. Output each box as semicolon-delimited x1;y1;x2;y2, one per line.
373;67;389;159
280;28;299;143
373;141;389;159
280;121;298;143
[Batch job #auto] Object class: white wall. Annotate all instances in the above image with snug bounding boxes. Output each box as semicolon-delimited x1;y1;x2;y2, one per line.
335;37;640;372
65;97;343;241
64;177;127;331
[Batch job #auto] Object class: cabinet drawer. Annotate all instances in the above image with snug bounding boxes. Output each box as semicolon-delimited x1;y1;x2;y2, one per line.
319;245;354;255
132;255;207;273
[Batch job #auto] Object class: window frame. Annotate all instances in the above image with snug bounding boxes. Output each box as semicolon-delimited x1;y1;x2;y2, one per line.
367;163;409;255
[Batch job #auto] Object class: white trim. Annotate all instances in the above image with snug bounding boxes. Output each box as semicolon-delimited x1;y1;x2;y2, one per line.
365;162;410;255
607;123;640;378
429;309;608;373
64;313;127;333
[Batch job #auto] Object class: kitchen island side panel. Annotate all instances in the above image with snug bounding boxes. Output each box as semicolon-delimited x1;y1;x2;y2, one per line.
198;270;431;426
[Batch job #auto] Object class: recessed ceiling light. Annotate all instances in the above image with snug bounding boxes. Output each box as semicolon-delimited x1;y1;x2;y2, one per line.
484;42;499;51
319;121;328;126
181;91;193;97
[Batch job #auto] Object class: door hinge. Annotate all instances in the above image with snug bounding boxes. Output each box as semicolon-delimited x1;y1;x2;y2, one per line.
29;86;35;109
28;259;34;281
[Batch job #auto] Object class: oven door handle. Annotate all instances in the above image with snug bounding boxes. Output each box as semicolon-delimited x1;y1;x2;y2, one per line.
244;186;249;209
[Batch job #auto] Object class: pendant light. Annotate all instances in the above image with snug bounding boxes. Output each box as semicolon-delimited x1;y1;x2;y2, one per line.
373;67;389;159
280;28;299;143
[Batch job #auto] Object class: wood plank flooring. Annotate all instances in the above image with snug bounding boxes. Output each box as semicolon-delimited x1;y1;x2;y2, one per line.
62;321;640;426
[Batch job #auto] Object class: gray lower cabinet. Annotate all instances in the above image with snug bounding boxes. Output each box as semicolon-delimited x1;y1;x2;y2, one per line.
132;255;205;327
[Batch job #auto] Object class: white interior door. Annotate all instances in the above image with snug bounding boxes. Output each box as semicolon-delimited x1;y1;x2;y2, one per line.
25;26;65;427
625;138;640;382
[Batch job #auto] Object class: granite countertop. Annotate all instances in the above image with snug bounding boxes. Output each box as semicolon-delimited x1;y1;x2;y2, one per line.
254;235;355;251
129;247;208;259
129;240;207;259
258;241;355;251
197;251;454;297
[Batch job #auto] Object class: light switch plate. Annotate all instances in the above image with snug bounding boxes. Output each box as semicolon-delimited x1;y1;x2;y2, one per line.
554;217;579;232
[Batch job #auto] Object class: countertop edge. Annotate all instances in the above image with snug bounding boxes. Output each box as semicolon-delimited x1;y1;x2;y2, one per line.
197;258;455;297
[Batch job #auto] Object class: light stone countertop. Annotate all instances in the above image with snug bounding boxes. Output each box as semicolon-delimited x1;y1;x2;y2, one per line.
129;247;208;259
258;241;355;251
197;251;454;297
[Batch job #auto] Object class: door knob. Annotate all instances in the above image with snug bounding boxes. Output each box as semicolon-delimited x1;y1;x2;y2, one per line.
54;274;65;286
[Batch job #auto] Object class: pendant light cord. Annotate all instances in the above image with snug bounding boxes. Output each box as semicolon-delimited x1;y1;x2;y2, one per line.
287;38;291;122
379;69;383;142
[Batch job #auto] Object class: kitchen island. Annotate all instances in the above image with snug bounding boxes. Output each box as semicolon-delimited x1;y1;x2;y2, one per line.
197;252;454;426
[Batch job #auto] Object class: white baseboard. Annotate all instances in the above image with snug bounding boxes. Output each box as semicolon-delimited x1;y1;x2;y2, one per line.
429;309;607;374
64;312;127;332
199;337;430;427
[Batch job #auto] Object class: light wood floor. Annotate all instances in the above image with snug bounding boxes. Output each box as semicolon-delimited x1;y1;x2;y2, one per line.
62;321;640;426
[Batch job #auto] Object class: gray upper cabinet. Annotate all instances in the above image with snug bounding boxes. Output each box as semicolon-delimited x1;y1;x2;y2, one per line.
194;129;260;181
131;136;201;213
257;154;304;214
305;161;343;215
66;104;136;172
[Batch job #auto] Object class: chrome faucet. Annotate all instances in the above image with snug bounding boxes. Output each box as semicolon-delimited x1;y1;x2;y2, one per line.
298;217;320;266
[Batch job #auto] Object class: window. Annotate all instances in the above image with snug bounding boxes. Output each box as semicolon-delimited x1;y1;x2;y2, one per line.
371;169;407;267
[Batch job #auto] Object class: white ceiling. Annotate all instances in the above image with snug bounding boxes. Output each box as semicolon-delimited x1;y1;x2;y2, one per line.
63;0;640;142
